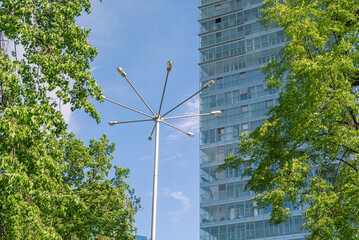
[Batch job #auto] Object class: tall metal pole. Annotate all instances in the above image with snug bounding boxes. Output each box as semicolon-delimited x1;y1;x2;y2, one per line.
104;63;219;240
151;120;160;240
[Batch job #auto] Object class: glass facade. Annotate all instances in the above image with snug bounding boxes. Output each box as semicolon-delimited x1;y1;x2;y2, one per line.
136;235;148;240
199;0;308;239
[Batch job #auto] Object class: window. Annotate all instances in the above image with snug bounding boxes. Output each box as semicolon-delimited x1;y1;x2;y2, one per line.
217;127;224;135
248;86;255;99
215;18;222;23
217;127;225;141
217;93;224;106
241;105;248;113
209;95;216;108
257;101;265;109
233;125;240;138
225;92;232;105
216;32;222;38
233;90;240;103
242;123;249;130
218;184;226;191
265;100;273;108
257;84;264;97
202;129;216;144
218;204;226;221
216;77;223;89
215;4;221;11
240;87;248;94
240;93;248;101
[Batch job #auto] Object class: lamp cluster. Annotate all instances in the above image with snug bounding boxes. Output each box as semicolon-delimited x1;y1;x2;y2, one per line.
102;60;221;240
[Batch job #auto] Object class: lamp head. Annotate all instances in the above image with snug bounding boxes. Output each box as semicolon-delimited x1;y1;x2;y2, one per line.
108;121;117;126
210;110;222;116
204;80;215;89
148;136;153;141
187;132;194;137
167;60;173;71
116;67;127;77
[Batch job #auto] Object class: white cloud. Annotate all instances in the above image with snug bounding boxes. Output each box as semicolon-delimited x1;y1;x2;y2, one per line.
170;191;191;222
144;187;170;197
165;133;180;141
90;65;101;72
139;155;153;161
141;151;185;165
175;97;200;133
164;97;200;141
183;97;200;114
143;188;191;222
160;152;183;163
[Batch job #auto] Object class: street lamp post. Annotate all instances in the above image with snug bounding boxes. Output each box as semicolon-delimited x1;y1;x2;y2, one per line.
102;61;221;240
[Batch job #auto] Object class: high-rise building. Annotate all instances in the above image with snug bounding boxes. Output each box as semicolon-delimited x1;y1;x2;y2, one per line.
136;235;148;240
198;0;308;239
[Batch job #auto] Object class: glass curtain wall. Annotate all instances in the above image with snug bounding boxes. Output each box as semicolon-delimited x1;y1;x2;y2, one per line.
198;0;309;239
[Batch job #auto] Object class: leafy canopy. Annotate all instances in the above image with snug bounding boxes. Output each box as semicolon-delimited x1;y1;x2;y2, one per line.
0;0;138;239
219;0;359;239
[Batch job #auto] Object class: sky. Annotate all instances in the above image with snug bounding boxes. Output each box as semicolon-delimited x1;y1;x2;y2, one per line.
69;1;201;239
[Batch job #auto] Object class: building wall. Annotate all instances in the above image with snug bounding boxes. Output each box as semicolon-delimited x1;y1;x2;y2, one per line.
198;0;308;239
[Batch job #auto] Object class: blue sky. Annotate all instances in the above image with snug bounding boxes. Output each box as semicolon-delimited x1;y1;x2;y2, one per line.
69;1;200;239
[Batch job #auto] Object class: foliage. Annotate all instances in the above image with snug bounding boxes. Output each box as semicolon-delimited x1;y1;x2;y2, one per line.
219;0;359;239
0;0;137;239
0;0;103;122
1;132;138;239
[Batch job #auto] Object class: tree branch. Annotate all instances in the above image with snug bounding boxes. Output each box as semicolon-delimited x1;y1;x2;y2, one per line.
34;35;60;64
324;152;358;172
298;24;314;60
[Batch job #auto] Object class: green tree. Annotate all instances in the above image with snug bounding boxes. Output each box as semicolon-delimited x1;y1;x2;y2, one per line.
219;0;359;239
54;133;138;240
0;0;137;239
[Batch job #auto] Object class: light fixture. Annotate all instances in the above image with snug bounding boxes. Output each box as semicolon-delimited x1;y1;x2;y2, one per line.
187;132;194;137
210;110;222;115
167;60;173;71
116;67;127;77
204;80;215;88
103;60;220;240
108;121;117;126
